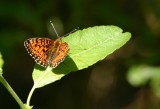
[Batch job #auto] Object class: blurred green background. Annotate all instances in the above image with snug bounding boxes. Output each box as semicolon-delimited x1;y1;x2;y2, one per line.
0;0;160;109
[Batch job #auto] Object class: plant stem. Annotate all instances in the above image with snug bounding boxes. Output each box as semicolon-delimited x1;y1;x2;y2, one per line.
26;67;52;106
26;84;36;106
0;75;30;109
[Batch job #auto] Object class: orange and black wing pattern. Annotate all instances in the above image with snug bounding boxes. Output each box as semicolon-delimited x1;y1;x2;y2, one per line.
24;38;53;67
24;37;70;68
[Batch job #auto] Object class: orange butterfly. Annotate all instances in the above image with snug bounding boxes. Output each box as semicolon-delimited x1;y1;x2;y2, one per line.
24;21;70;68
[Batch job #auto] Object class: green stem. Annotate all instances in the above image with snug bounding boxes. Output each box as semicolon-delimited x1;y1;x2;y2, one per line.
0;75;30;109
26;67;52;106
26;84;36;106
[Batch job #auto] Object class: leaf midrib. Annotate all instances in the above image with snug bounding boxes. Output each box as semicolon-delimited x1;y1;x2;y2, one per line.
69;36;113;58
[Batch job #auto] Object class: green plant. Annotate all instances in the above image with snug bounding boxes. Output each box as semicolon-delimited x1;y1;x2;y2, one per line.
0;26;131;109
127;65;160;97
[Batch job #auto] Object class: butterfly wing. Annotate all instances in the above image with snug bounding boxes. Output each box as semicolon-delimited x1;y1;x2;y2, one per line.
24;38;53;67
50;41;70;68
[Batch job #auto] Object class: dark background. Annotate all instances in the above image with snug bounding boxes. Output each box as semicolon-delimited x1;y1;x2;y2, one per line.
0;0;160;109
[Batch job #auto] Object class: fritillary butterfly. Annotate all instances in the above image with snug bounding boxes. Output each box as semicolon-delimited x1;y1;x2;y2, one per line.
24;37;70;68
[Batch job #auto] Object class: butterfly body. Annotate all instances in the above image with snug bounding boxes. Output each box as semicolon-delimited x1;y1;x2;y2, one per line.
24;37;69;68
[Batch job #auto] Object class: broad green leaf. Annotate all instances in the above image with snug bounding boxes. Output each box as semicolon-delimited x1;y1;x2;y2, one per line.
0;52;4;74
32;25;131;88
62;26;131;73
32;65;64;88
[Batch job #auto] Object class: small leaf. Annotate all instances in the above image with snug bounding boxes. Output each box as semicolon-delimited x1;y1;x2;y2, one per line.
127;65;160;86
127;65;160;97
0;52;4;74
32;25;131;88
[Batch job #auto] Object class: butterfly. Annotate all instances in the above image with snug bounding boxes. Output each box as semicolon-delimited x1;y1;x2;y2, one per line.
24;37;70;68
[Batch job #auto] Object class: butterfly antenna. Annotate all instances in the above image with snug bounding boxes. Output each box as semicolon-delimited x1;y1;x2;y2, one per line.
62;27;79;37
50;21;59;38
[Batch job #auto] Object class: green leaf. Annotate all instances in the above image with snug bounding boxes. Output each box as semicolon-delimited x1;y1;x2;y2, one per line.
32;25;131;88
32;65;64;88
0;52;4;74
127;65;160;97
127;65;160;86
62;26;131;73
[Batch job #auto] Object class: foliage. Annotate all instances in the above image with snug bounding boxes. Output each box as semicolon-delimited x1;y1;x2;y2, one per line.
0;26;131;108
32;26;131;88
127;65;160;97
0;52;4;74
0;0;160;109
